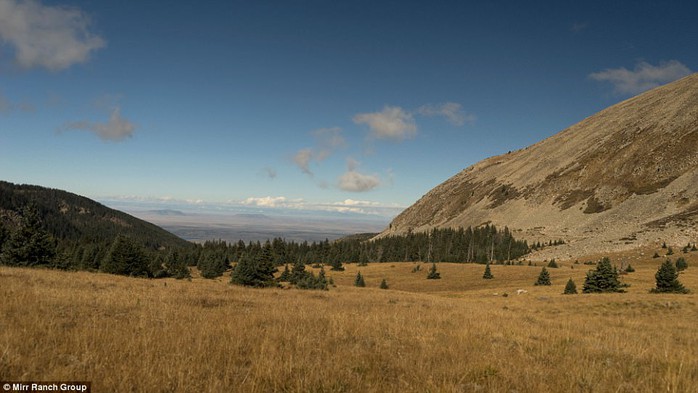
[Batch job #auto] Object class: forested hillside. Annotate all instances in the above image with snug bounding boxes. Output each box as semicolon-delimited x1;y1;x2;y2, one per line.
0;181;190;249
0;181;530;280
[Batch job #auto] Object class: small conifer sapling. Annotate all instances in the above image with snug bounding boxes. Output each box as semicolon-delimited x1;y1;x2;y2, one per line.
563;278;577;294
482;262;494;279
534;267;551;286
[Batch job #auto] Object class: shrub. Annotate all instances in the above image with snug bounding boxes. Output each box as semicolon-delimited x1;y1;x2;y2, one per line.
426;263;441;279
379;278;389;289
624;264;635;273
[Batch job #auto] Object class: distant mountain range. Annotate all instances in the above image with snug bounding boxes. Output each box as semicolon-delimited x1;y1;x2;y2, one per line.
381;73;698;257
0;181;190;250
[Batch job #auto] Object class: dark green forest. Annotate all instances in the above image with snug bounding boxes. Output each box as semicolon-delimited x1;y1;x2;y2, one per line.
1;181;530;280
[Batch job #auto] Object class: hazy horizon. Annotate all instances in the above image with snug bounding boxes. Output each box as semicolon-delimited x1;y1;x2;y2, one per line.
101;197;393;243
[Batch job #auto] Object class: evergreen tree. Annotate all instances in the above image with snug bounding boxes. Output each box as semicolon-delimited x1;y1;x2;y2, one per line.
666;247;674;256
1;206;56;267
426;263;441;279
652;252;660;258
290;259;309;284
547;259;559;268
534;267;551;286
101;235;149;277
582;257;624;293
198;252;227;279
329;258;345;271
149;253;168;278
278;263;291;281
651;260;688;293
354;271;366;287
316;267;328;290
482;262;494;279
230;253;277;287
624;264;635;273
379;278;389;289
165;249;191;279
675;257;688;271
563;278;577;294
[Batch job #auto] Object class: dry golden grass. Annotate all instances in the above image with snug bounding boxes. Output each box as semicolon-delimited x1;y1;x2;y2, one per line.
1;249;697;392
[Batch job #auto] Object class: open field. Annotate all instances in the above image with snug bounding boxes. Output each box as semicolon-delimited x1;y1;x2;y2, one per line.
1;248;698;392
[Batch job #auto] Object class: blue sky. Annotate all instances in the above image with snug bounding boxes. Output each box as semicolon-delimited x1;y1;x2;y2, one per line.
1;0;697;219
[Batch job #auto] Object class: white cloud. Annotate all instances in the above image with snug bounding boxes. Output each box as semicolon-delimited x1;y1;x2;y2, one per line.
338;158;381;192
335;199;380;207
241;196;289;208
589;60;692;95
353;106;417;141
62;106;135;142
417;102;475;126
0;0;105;71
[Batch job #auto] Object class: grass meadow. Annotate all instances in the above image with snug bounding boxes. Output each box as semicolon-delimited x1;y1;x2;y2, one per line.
1;248;697;392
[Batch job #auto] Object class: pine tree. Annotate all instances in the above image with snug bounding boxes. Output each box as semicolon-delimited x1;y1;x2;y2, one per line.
675;257;688;271
198;252;227;279
379;278;389;289
278;263;291;281
329;258;345;271
316;267;328;290
1;206;56;267
582;257;624;293
547;259;559;268
230;253;277;287
426;263;441;279
482;262;494;279
290;259;309;284
354;271;366;287
651;260;688;293
101;235;149;277
652;252;660;258
624;264;635;273
563;278;577;294
534;267;551;286
165;249;191;279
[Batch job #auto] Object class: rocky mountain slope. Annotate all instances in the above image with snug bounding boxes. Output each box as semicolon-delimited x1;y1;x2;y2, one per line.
381;73;698;258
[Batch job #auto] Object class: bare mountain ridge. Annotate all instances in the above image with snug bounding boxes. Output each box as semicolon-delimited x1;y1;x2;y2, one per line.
381;73;698;258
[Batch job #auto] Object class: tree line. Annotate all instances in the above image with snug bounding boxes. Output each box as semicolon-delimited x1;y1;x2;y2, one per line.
1;204;530;280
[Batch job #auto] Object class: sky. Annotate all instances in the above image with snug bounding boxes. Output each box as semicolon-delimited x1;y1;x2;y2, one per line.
1;0;697;221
